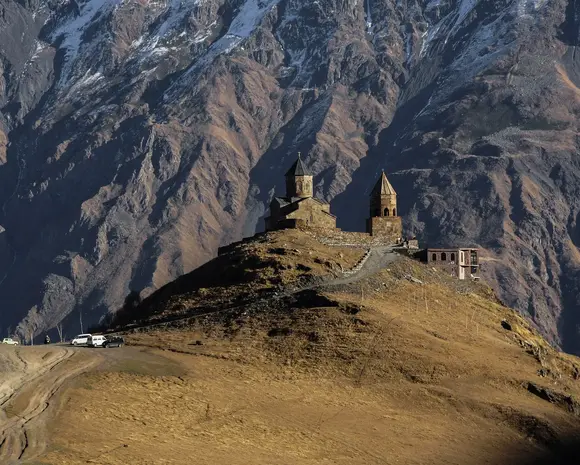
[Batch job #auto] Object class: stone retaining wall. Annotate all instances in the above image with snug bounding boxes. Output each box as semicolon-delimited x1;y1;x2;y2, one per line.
303;228;396;248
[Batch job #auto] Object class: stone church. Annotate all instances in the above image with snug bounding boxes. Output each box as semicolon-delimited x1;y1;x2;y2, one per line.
265;154;402;244
264;155;337;231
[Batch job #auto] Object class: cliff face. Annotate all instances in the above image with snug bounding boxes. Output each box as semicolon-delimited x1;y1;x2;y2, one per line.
0;0;579;351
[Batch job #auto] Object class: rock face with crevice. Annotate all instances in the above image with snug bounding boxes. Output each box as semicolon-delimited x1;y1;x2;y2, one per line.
0;0;579;352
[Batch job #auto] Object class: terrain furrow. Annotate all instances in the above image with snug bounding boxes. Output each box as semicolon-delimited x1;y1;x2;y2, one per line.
0;348;102;464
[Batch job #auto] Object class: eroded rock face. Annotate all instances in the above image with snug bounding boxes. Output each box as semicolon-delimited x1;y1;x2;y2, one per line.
0;0;579;351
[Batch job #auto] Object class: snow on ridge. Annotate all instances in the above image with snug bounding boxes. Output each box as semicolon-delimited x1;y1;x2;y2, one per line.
228;0;280;38
163;0;281;99
419;23;441;58
51;0;121;84
452;0;479;32
155;0;199;40
440;7;516;95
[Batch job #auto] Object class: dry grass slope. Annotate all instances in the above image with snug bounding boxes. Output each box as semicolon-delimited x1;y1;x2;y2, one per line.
38;230;580;465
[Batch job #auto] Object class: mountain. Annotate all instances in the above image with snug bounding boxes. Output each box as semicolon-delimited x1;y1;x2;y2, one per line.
0;0;579;352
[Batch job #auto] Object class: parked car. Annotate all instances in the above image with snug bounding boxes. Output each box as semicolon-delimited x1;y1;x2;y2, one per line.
86;335;106;348
71;334;92;346
1;338;19;345
103;336;125;348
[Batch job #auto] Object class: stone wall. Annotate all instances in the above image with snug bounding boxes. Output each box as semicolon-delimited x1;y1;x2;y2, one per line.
366;216;402;243
303;228;398;248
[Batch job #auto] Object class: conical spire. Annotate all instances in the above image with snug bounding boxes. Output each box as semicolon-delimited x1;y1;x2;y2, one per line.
371;170;396;196
285;152;309;177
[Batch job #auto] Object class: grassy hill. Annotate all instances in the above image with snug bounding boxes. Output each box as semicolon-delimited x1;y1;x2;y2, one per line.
40;230;580;465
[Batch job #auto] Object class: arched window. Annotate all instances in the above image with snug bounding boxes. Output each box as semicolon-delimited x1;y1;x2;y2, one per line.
432;253;437;261
384;208;389;216
450;253;456;262
393;208;396;216
441;252;447;261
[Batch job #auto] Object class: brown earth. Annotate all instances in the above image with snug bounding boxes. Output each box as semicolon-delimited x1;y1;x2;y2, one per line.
2;230;578;465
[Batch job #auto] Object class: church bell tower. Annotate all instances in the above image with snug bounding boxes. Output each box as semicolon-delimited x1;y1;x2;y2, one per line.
366;171;402;242
369;171;397;217
285;153;313;199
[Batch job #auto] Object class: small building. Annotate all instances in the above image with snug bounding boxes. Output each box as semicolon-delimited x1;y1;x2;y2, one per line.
427;248;480;280
264;154;337;231
366;171;402;243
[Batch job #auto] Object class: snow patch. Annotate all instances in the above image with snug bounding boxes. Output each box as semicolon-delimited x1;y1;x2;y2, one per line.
164;0;281;98
425;0;442;10
404;28;413;66
365;0;373;32
228;0;279;38
516;0;549;16
65;69;104;97
447;8;515;84
51;0;121;84
452;0;479;31
419;24;441;58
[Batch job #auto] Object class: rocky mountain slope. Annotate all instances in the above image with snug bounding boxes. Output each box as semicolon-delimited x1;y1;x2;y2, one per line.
0;0;579;351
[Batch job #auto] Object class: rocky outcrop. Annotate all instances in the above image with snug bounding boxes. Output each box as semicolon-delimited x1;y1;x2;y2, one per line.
0;0;579;352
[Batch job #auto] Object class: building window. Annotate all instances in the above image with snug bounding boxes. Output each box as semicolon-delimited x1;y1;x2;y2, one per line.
432;253;437;261
450;253;456;262
441;252;447;261
384;208;389;216
374;209;380;216
470;251;478;265
393;208;396;216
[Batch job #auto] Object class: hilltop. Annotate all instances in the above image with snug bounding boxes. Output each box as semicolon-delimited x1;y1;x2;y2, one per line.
30;229;580;465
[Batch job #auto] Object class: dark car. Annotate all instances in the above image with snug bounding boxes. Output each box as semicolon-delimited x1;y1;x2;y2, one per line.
103;336;125;348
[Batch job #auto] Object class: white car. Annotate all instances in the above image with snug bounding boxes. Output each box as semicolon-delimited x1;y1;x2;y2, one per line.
1;338;19;345
86;335;106;348
71;334;92;346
